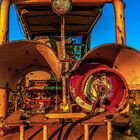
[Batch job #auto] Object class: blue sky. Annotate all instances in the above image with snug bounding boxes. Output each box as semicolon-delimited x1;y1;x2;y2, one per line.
1;0;140;51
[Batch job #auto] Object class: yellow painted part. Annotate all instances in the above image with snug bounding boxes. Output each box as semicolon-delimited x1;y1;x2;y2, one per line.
76;96;92;111
84;124;89;140
113;0;126;45
20;125;25;140
107;120;112;140
0;0;11;45
43;125;48;140
0;88;8;118
45;113;86;119
120;103;130;114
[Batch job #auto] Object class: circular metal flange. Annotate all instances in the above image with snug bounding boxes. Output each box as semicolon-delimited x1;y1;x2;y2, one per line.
69;63;128;113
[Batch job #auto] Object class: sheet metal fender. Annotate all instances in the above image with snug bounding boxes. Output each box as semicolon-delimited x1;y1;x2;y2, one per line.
0;40;62;90
72;44;140;89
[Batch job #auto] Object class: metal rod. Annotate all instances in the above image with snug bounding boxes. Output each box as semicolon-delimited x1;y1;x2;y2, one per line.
43;125;48;140
113;0;126;45
0;0;11;45
84;124;89;140
107;120;112;140
20;125;25;140
61;15;67;105
61;15;66;60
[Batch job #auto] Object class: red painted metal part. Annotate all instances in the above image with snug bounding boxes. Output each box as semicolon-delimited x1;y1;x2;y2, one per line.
69;63;128;113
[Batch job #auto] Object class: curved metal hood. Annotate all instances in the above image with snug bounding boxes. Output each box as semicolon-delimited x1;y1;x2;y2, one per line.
72;44;140;89
0;40;62;90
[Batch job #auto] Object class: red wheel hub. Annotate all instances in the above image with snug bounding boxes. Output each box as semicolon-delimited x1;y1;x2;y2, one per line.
69;63;128;113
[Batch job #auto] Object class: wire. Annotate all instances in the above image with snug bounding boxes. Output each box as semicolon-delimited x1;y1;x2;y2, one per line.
62;92;101;140
27;127;43;140
62;114;93;140
48;126;61;140
48;122;68;140
57;121;68;140
89;126;99;140
76;125;94;140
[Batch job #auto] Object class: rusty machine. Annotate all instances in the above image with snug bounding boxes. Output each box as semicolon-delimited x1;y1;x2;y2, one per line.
0;0;140;140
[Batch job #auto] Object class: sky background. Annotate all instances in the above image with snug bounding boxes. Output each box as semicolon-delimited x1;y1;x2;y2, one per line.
1;0;140;51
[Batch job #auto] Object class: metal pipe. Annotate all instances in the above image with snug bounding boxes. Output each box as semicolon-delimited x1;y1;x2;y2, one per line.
61;15;67;105
0;88;8;118
20;125;25;140
113;0;126;45
84;124;89;140
0;0;11;45
43;125;48;140
61;15;66;60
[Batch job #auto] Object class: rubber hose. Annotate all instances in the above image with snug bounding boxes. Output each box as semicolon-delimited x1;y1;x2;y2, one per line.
62;114;93;140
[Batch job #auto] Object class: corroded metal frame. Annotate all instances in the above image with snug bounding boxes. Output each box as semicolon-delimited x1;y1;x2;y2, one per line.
0;1;127;139
0;0;126;45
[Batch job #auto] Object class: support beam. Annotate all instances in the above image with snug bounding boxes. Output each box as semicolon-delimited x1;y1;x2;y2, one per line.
43;125;48;140
0;0;11;45
20;125;25;140
13;0;112;5
107;120;112;140
113;0;126;45
0;89;8;118
84;124;89;140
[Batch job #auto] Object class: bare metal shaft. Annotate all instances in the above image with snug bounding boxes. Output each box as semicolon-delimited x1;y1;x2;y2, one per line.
61;15;67;104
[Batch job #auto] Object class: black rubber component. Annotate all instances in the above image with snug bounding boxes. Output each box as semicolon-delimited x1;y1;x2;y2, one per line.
57;123;66;140
76;125;94;140
89;126;99;140
62;114;93;140
27;127;43;140
48;126;61;140
48;122;69;140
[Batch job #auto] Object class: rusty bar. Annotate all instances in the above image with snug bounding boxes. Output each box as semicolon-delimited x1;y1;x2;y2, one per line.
0;89;8;118
113;0;126;45
61;15;66;60
20;125;25;140
0;0;11;45
12;0;112;5
60;15;67;106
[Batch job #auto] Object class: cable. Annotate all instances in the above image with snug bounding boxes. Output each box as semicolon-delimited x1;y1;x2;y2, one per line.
48;122;69;140
27;127;43;140
48;126;61;140
62;93;101;140
89;126;99;140
57;121;68;140
76;125;94;140
62;114;93;140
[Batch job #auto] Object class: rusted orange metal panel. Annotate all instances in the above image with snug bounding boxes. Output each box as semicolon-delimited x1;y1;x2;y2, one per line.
0;88;8;118
0;40;62;90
